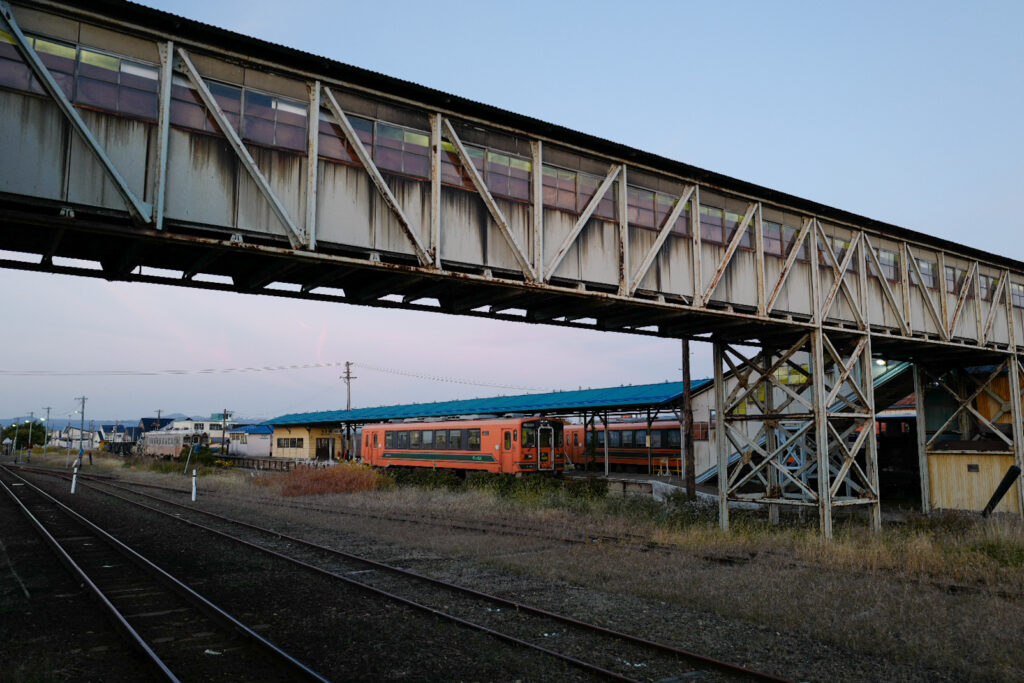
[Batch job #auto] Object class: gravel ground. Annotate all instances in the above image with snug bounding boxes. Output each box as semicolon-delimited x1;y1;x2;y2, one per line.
6;459;1023;682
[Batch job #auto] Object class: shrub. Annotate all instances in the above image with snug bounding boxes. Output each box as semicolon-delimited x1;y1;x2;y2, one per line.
385;467;463;490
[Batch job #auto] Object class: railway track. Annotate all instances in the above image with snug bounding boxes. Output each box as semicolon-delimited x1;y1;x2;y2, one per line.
0;465;328;682
20;465;658;549
21;466;791;682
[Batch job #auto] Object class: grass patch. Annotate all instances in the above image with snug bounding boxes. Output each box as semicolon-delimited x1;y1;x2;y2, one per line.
277;463;390;497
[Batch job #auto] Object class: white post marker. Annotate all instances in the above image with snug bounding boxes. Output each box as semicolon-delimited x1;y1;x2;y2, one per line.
191;469;197;502
71;465;78;494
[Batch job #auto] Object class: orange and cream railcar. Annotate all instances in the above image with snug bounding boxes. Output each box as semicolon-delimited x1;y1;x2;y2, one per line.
565;420;691;471
362;417;567;473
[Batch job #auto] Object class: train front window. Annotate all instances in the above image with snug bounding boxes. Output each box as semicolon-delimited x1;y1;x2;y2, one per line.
539;429;551;448
522;423;536;448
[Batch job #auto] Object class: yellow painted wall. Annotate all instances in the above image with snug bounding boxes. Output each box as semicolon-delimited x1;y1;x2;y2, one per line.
271;426;339;460
929;453;1020;513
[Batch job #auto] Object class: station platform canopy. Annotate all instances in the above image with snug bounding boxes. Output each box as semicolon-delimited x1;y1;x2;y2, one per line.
265;379;712;427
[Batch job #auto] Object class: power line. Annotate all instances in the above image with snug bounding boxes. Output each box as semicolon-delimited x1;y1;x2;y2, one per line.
352;362;551;392
0;361;350;377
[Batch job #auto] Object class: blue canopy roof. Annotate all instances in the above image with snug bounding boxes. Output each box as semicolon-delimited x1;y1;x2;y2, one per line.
265;379;711;426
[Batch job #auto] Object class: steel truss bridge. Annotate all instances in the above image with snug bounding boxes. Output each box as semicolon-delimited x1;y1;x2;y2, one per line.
2;0;1022;536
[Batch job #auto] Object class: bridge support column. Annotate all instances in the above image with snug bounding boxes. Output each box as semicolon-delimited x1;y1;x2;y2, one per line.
714;329;880;538
914;356;1024;517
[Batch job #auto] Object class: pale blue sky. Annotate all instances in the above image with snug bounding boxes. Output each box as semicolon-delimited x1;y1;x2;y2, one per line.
1;0;1021;421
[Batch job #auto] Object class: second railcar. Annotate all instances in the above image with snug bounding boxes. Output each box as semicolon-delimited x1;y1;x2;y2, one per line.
565;420;685;471
142;430;209;459
362;417;566;473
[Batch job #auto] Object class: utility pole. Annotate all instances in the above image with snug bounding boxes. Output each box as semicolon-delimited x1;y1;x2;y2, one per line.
155;408;162;427
682;339;695;500
342;362;356;410
221;409;232;456
89;420;94;465
43;406;51;453
26;411;34;462
75;396;86;467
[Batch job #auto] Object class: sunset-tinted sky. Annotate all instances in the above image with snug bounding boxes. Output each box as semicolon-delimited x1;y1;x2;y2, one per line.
1;0;1021;422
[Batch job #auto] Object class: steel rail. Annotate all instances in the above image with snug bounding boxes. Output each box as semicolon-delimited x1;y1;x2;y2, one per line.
0;471;178;682
64;471;790;682
26;465;661;549
0;466;329;682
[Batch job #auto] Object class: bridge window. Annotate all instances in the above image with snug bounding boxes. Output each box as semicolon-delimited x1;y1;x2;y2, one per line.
700;205;724;244
318;111;373;163
627;187;655;228
869;248;899;281
661;195;690;236
0;33;158;121
1012;283;1024;308
77;48;159;121
485;151;531;201
171;76;241;136
945;266;969;295
542;166;615;219
243;90;307;152
723;209;753;249
782;223;808;260
764;221;782;255
978;274;996;302
913;259;937;289
376;122;429;178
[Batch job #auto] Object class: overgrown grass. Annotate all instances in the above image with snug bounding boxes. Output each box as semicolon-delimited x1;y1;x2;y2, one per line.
274;463;390;497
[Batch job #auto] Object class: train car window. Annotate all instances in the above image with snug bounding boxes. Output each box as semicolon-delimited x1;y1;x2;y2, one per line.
410;431;422;448
585;431;593;446
573;432;580;446
504;431;512;450
373;433;378;447
635;430;648;446
667;429;681;447
513;429;518;442
621;430;634;447
596;431;605;446
397;431;410;449
522;424;536;448
468;429;481;451
555;423;564;447
422;430;434;447
435;429;448;449
384;431;394;448
449;429;463;450
609;431;621;448
651;430;662;448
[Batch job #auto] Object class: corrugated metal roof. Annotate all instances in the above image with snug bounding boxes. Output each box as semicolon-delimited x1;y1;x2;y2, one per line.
265;379;712;426
58;1;1022;273
231;424;274;434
